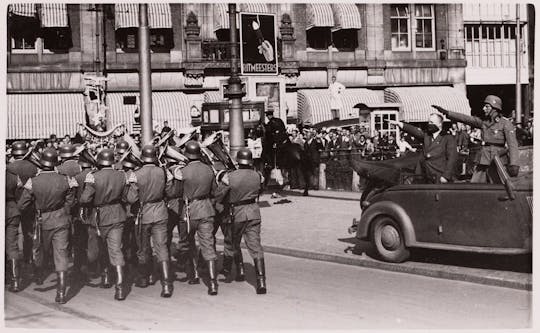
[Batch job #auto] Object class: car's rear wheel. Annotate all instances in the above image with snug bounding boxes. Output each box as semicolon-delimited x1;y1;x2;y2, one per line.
371;216;410;263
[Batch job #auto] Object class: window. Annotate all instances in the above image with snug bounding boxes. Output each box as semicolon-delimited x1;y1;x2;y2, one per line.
391;4;410;50
11;36;37;53
371;111;399;138
414;4;434;49
116;28;173;52
307;27;332;50
332;29;358;51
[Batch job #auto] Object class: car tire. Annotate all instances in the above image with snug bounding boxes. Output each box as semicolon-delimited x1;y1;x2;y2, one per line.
371;216;410;263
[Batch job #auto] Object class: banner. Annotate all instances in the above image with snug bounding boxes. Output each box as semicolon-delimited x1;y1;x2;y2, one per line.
239;12;278;75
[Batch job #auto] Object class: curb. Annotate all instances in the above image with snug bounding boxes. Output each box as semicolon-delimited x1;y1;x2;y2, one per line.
218;240;532;291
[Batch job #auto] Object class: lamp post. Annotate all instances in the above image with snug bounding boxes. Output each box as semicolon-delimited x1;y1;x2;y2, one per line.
225;3;246;159
515;4;522;124
138;4;153;145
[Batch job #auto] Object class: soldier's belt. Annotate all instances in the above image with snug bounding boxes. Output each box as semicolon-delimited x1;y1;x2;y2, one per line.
143;198;164;205
36;202;65;213
95;199;122;208
484;142;506;148
230;198;257;207
186;194;212;204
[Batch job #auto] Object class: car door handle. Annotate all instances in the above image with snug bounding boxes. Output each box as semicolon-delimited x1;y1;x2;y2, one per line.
435;193;440;201
498;196;510;201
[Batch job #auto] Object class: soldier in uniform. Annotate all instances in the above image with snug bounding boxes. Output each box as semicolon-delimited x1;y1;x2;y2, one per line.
175;140;219;295
6;170;22;292
7;141;38;272
57;144;82;177
114;140;130;170
126;145;174;298
217;148;267;294
80;149;129;300
18;148;78;304
433;95;520;183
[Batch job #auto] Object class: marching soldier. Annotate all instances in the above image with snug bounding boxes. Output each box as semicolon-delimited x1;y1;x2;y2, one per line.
114;140;130;170
7;141;38;271
57;144;82;177
433;95;520;183
18;148;78;304
163;147;185;269
126;145;174;298
217;148;267;294
6;170;22;292
175;140;219;295
79;149;129;300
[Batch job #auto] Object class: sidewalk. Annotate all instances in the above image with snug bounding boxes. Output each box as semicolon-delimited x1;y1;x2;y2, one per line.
216;189;532;291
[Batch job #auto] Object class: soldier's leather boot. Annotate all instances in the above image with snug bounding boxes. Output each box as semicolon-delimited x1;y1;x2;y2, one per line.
114;265;127;301
101;266;112;289
160;261;173;298
9;259;21;292
55;271;67;304
207;260;218;296
135;263;149;288
219;256;233;277
33;264;44;286
188;257;200;285
148;261;158;285
234;254;246;282
254;258;267;294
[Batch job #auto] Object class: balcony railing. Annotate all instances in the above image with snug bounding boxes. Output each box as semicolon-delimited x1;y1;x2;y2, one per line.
201;39;283;62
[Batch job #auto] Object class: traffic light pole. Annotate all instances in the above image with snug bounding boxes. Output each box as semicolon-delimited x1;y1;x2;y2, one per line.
138;4;153;145
226;3;246;160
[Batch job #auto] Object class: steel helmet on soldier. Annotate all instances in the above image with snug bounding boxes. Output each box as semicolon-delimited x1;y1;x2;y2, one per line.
40;148;59;168
58;144;76;159
11;141;28;157
96;149;115;167
115;140;129;154
483;95;503;111
140;145;158;164
184;140;201;160
236;148;253;166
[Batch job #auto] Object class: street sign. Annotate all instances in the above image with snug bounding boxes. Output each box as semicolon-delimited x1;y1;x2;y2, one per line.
239;12;278;75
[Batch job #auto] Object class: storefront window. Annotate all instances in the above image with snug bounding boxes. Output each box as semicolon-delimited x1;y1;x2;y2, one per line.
116;28;173;52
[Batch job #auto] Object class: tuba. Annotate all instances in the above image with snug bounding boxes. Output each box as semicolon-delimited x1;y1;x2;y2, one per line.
118;146;142;169
202;132;237;171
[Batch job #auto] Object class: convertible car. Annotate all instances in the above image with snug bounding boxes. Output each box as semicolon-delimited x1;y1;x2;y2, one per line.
350;147;533;263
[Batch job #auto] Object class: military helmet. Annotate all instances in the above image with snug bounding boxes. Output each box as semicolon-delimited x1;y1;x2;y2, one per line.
184;140;201;160
11;141;28;157
483;95;503;111
115;140;129;154
140;145;158;164
40;148;59;168
96;149;115;167
236;148;253;166
122;153;139;170
78;158;93;169
58;144;76;159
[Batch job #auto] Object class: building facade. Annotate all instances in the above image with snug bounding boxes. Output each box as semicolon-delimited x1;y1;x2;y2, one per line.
7;3;475;140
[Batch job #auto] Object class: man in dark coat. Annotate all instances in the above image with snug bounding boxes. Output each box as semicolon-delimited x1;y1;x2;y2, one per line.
302;129;324;196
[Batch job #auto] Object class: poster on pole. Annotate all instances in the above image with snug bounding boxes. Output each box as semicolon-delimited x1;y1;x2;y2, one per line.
239;12;278;75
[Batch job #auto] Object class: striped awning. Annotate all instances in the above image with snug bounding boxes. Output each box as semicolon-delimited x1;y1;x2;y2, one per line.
306;4;335;30
240;3;269;13
332;3;361;31
297;88;383;125
107;92;193;134
213;3;231;31
384;86;471;123
7;93;86;140
203;91;225;103
40;4;68;28
8;4;37;17
115;4;172;29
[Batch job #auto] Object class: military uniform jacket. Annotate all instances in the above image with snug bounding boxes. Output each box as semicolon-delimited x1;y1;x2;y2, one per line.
80;168;128;226
6;171;21;219
18;171;76;230
402;123;458;181
7;159;38;200
166;165;184;215
126;164;171;224
181;161;216;220
74;168;92;224
58;159;82;177
443;110;519;166
218;169;262;223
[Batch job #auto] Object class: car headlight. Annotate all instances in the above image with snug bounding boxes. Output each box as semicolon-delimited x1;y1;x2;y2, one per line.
361;200;371;209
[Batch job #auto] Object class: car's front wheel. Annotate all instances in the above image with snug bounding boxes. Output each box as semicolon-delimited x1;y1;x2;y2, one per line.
371;216;410;263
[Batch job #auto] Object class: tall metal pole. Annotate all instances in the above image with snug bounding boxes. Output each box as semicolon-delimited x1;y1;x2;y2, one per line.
515;4;522;124
138;4;153;145
226;3;246;159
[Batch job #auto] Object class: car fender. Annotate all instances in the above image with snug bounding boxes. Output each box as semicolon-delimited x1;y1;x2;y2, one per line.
357;201;416;246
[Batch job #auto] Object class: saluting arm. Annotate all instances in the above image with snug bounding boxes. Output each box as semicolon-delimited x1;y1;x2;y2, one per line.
432;105;483;128
401;123;425;140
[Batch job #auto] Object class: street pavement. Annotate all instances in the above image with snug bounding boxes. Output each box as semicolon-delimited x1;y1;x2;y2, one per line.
5;252;531;330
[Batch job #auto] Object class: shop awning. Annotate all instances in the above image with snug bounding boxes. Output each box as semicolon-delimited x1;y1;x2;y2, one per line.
107;92;194;133
306;4;335;30
8;4;36;17
240;3;269;13
331;3;362;31
203;91;225;103
297;88;383;125
384;86;471;122
40;4;68;28
7;93;86;140
115;4;172;29
213;3;230;31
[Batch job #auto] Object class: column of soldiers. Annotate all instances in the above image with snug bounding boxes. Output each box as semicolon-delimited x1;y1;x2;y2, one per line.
5;137;268;304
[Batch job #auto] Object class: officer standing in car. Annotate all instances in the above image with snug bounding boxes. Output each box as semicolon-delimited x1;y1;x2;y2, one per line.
126;145;174;298
80;149;129;301
432;95;520;183
18;148;78;304
216;148;267;294
174;140;219;295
